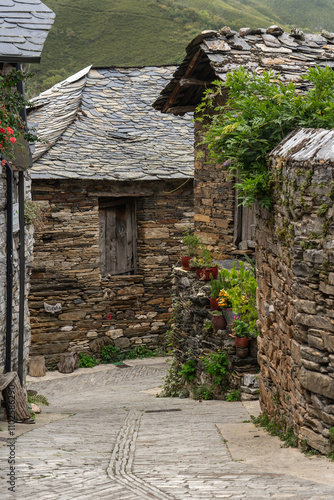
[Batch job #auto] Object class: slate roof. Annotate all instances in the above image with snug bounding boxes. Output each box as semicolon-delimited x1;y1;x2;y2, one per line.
271;128;334;163
0;0;55;62
29;66;194;181
153;25;334;114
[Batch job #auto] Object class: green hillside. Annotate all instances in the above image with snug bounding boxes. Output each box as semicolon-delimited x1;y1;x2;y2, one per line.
28;0;334;95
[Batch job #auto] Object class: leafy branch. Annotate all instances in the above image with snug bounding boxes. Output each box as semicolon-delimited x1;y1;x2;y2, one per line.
197;65;334;207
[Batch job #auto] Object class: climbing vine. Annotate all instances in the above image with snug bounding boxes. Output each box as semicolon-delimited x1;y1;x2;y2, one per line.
197;65;334;208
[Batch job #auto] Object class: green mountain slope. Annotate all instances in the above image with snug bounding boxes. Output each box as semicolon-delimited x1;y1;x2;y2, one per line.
29;0;334;94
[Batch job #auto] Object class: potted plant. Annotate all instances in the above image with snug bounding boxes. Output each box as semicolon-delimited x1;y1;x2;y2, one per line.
211;310;227;331
190;247;218;281
180;229;201;270
209;276;224;310
217;289;235;323
230;316;250;348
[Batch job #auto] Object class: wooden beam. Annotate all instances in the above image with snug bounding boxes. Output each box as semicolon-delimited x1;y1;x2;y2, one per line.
179;77;212;87
166;106;196;115
88;191;154;198
162;49;203;113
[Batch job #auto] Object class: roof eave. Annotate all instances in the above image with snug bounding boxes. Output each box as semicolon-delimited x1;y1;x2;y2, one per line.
0;55;41;64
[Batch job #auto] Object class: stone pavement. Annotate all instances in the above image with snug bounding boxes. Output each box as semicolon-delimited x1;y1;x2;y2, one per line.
1;358;334;499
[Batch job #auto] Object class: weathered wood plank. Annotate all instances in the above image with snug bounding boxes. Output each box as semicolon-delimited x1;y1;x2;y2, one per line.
106;206;117;274
2;372;30;421
162;49;202;112
179;77;212;87
99;199;137;276
0;372;16;392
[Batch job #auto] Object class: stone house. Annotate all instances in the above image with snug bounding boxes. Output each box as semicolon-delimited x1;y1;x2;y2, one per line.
153;25;334;259
0;0;54;383
28;66;194;362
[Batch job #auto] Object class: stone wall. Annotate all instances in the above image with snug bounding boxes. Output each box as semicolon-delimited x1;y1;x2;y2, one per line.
256;136;334;454
194;112;236;259
0;167;33;381
171;266;258;397
29;178;193;362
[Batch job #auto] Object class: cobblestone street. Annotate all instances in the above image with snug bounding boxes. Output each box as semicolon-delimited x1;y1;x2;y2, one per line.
1;359;334;499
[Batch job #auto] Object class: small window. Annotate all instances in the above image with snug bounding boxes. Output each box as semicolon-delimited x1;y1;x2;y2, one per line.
99;198;137;276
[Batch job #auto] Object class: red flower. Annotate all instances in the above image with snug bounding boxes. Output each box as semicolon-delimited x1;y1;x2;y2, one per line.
1;159;6;166
6;127;13;135
9;137;16;143
0;128;5;134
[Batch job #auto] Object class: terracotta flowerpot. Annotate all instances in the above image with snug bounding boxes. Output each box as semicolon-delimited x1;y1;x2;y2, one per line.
210;298;220;311
235;337;249;348
212;314;227;331
181;255;192;270
196;266;218;281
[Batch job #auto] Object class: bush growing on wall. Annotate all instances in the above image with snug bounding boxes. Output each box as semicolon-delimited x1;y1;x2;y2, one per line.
197;65;334;207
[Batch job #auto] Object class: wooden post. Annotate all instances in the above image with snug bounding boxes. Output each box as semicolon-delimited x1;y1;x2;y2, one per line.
29;356;46;377
57;352;78;374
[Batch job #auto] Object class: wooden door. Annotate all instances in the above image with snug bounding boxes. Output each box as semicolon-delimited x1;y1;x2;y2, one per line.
99;198;137;276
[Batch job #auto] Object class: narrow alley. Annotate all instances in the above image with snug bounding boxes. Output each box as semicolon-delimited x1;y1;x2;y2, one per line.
1;358;334;499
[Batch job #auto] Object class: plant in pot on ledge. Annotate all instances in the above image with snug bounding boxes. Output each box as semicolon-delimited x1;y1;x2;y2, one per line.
217;288;235;323
190;246;218;281
211;310;227;331
209;277;222;311
209;274;228;310
180;229;201;271
230;316;250;358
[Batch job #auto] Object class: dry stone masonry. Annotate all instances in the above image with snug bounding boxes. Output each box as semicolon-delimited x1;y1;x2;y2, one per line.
30;179;193;362
28;65;195;363
193;116;237;259
171;266;258;398
257;128;334;454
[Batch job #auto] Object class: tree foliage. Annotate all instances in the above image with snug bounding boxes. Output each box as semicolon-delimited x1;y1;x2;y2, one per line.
197;65;334;207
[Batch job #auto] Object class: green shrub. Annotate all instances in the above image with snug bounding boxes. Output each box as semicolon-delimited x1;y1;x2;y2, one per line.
202;351;229;386
329;426;334;444
193;385;214;400
198;65;334;208
252;413;298;448
78;353;99;368
219;262;258;337
181;228;201;257
178;359;196;381
27;393;49;406
225;389;241;401
159;360;186;398
101;344;162;364
125;345;160;359
100;345;122;364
